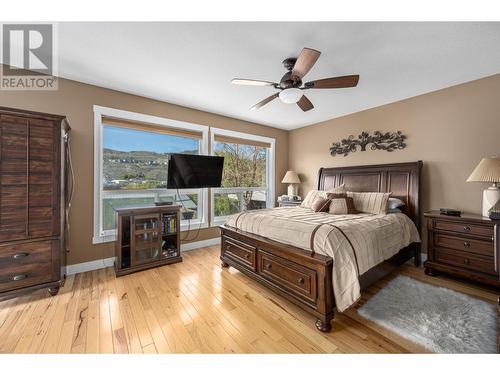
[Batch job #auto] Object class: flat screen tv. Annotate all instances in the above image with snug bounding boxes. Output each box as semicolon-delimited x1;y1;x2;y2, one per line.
167;154;224;189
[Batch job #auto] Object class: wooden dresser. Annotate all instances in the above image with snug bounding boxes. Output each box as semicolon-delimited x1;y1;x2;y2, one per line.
0;107;70;299
424;211;500;287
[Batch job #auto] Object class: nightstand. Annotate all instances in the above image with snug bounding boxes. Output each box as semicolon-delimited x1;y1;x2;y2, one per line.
424;210;499;287
278;200;302;207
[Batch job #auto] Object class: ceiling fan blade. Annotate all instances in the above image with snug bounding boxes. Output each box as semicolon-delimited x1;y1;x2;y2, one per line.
304;75;359;89
250;93;279;110
297;95;314;112
292;48;321;79
232;78;276;86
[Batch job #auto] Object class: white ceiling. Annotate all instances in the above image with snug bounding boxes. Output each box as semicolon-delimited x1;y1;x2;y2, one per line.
39;23;500;129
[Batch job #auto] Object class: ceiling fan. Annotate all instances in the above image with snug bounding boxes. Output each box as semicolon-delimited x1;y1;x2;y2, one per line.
232;47;359;112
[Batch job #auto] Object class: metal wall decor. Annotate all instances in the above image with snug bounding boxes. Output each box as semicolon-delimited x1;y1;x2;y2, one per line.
330;131;406;157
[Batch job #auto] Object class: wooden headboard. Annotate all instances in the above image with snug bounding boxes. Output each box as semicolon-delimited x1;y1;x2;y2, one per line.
317;161;423;231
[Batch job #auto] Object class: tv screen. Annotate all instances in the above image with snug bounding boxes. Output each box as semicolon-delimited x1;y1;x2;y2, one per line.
167;154;224;189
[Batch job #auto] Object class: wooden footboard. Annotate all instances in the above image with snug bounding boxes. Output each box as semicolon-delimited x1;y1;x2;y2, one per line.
220;161;422;332
220;225;335;332
220;224;418;332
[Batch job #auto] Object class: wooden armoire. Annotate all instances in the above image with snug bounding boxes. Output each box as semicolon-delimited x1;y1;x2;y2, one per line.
0;106;71;299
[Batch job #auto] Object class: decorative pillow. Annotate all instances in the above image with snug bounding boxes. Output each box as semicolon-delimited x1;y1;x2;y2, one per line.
347;192;391;215
387;208;402;213
326;192;347;199
311;197;331;212
301;184;346;208
327;184;347;195
388;197;405;210
328;197;358;215
301;190;324;208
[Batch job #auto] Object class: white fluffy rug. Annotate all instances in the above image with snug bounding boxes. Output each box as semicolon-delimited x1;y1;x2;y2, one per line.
357;275;497;353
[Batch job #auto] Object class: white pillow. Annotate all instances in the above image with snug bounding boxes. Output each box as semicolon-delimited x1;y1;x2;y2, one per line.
388;197;405;210
347;191;391;215
301;184;346;208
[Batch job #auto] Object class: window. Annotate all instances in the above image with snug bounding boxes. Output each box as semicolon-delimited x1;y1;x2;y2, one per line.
94;107;275;243
93;106;208;244
210;128;275;224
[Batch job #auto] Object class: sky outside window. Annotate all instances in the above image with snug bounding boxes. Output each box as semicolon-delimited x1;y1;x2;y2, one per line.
103;125;199;153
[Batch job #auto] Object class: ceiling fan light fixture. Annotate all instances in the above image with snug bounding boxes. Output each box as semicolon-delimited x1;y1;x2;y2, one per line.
279;88;303;104
239;47;359;112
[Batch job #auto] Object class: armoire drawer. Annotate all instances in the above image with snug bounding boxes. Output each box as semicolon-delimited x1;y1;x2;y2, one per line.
0;240;54;292
0;262;53;292
0;240;53;270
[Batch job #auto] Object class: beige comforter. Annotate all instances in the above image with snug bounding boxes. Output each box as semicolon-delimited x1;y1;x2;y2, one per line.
225;207;420;311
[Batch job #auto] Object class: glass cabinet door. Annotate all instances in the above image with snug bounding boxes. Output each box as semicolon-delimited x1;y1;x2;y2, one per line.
131;214;161;266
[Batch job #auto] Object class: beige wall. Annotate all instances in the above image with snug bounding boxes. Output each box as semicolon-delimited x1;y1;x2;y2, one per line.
0;76;289;265
289;74;500;239
1;71;498;265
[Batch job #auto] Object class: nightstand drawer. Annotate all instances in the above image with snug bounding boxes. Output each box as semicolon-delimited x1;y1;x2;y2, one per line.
435;233;493;257
434;219;493;238
435;248;496;275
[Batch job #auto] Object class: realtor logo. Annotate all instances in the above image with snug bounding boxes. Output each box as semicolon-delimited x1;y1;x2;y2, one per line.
1;23;58;90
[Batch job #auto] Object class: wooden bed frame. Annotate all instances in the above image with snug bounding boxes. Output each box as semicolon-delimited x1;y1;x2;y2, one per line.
220;161;422;332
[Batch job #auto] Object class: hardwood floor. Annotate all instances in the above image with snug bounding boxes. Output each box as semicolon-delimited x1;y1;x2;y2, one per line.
0;245;497;353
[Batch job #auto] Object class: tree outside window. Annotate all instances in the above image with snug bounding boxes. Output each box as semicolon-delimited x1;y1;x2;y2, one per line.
213;141;267;217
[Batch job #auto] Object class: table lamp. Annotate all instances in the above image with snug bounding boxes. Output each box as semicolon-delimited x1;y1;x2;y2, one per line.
466;157;500;217
282;171;301;196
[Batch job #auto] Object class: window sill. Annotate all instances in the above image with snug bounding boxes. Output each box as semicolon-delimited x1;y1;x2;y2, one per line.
93;221;209;244
180;221;209;232
93;233;117;245
211;217;230;227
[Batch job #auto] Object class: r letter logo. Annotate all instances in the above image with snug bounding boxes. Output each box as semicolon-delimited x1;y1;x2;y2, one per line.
1;24;58;90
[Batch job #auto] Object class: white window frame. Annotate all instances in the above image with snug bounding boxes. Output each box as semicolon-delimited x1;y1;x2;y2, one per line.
210;127;275;226
93;105;209;244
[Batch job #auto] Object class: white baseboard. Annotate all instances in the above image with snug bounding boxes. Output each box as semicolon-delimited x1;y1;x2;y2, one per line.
66;257;115;275
66;237;221;276
181;237;220;251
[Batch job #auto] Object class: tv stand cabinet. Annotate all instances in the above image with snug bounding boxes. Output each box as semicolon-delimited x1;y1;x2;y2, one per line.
114;205;182;276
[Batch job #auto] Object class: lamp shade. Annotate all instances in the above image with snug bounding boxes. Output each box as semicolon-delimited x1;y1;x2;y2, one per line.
282;171;301;184
466;157;500;183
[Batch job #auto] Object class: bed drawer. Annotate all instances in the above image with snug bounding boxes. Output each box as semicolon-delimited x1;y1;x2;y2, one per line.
435;233;493;257
435;248;496;276
434;219;493;239
257;250;317;304
222;236;256;271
